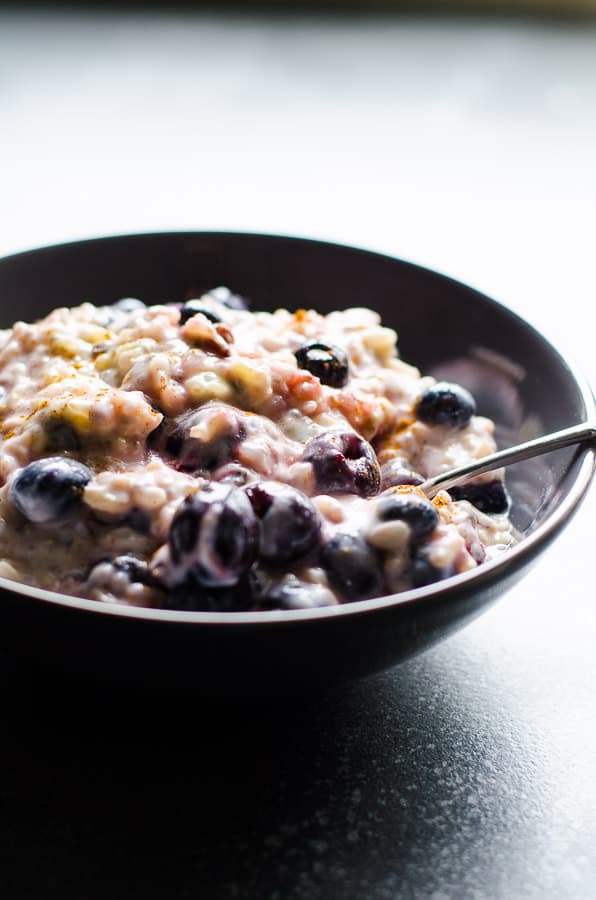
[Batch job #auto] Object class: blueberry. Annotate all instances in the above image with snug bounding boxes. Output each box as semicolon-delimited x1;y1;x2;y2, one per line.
179;301;222;326
168;483;259;587
207;286;249;311
146;415;167;449
153;406;245;473
295;342;349;389
43;419;81;452
415;381;476;429
244;481;321;564
410;551;453;588
449;479;510;514
164;569;259;612
380;457;424;489
113;297;146;313
88;555;158;588
377;492;439;543
260;581;335;611
302;431;381;497
319;533;384;602
9;456;93;524
125;508;152;533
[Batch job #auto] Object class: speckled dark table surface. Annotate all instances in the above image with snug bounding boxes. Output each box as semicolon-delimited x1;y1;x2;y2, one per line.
0;8;595;899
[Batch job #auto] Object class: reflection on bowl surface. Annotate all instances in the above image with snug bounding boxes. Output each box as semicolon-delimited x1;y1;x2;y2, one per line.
0;233;593;696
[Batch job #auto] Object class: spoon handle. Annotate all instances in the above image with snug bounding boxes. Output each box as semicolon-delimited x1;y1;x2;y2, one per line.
421;421;596;497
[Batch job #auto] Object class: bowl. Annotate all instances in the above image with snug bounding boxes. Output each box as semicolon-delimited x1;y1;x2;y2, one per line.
0;232;593;696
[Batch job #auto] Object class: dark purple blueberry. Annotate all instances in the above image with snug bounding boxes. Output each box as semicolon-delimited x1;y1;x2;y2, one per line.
415;381;476;429
319;533;384;602
43;419;82;452
410;551;454;589
113;297;146;313
9;456;93;524
146;414;167;449
302;431;381;497
88;555;158;588
155;407;245;473
179;301;222;326
85;555;162;603
449;479;511;515
125;508;152;533
380;457;424;489
377;492;439;543
207;286;249;310
294;342;349;389
168;483;258;587
244;481;321;564
164;569;259;612
260;581;335;611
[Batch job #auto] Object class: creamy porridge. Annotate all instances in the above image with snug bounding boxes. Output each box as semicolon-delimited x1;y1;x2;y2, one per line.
0;288;513;610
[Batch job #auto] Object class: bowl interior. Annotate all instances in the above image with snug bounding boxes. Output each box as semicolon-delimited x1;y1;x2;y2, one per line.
0;232;592;693
1;231;590;538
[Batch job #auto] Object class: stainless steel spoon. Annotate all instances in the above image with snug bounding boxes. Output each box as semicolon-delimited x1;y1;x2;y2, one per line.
420;421;596;498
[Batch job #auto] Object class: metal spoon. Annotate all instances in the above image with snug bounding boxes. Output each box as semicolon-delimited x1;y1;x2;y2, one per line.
420;421;596;498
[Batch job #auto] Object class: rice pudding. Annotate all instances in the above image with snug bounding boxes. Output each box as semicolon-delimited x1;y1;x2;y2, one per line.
0;288;513;610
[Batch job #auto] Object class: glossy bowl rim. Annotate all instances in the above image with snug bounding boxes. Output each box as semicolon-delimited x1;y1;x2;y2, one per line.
0;230;594;626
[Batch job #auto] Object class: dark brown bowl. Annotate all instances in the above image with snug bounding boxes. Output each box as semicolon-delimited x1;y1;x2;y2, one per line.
0;232;593;696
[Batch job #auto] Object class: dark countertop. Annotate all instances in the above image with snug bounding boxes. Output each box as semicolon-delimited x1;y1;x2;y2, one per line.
2;503;595;900
0;9;595;899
